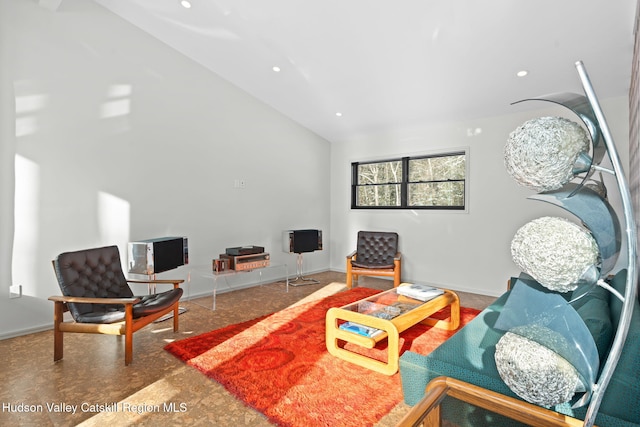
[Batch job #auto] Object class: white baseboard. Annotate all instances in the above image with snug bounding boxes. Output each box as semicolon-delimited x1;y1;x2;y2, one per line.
0;323;52;341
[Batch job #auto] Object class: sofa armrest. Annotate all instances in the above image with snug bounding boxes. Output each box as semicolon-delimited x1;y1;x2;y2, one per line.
397;377;590;427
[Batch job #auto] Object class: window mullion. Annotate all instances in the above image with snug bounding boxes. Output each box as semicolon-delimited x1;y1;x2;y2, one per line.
401;157;409;207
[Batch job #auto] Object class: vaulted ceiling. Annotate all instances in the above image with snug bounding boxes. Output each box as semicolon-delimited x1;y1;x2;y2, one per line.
92;0;637;142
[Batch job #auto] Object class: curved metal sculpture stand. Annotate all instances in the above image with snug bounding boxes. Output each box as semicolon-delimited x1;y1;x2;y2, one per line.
576;61;638;427
513;61;638;427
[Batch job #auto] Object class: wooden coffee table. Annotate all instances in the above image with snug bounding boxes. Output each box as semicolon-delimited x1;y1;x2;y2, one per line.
325;285;460;375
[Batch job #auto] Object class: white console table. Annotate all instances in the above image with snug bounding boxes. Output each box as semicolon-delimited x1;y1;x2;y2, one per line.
187;264;289;310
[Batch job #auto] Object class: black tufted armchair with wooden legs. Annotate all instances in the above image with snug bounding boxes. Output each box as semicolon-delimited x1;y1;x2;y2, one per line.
346;231;401;289
49;245;184;366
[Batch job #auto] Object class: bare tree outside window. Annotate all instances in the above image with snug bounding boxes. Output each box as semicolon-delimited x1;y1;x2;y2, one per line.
356;160;402;207
352;152;466;209
408;155;465;207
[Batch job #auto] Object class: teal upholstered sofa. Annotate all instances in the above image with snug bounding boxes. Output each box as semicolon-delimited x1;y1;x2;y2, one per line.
399;269;640;427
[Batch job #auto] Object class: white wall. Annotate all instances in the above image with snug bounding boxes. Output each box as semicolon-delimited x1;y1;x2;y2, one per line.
0;0;331;339
330;97;630;297
0;0;631;340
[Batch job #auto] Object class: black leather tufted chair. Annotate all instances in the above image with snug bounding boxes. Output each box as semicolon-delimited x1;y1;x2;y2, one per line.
346;231;401;288
49;245;184;365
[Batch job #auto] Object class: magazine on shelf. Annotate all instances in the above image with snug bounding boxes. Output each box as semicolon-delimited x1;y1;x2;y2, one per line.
339;321;384;338
397;283;444;302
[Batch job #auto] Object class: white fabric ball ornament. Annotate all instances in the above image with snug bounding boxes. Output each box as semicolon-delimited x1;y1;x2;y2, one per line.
495;330;582;407
511;216;599;293
505;116;590;192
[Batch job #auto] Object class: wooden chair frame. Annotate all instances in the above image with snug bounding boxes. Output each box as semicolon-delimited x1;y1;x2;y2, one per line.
48;278;183;366
397;376;595;427
346;250;401;288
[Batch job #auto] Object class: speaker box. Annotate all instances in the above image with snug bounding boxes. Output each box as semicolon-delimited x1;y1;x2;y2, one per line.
283;229;322;254
128;236;188;275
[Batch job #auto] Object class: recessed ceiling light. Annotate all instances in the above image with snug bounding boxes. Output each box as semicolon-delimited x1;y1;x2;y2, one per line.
516;70;528;77
335;112;343;117
180;1;192;9
272;66;281;73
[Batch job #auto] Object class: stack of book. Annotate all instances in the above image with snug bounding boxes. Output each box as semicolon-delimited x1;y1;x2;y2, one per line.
397;283;444;302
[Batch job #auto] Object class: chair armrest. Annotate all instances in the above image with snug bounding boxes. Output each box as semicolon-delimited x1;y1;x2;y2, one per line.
397;376;588;427
127;279;184;288
346;250;357;259
394;252;402;260
48;295;141;305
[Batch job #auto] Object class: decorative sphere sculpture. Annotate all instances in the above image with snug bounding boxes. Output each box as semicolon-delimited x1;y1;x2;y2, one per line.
495;330;582;407
505;116;590;192
511;216;599;293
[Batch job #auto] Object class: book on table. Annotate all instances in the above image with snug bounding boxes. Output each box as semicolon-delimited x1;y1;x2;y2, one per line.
397;283;444;302
339;321;384;338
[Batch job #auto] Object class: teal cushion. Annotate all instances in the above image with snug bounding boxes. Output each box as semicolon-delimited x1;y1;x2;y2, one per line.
598;269;640;425
570;284;613;361
400;292;512;406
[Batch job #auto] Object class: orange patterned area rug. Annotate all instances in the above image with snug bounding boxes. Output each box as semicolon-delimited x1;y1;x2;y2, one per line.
165;287;479;427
